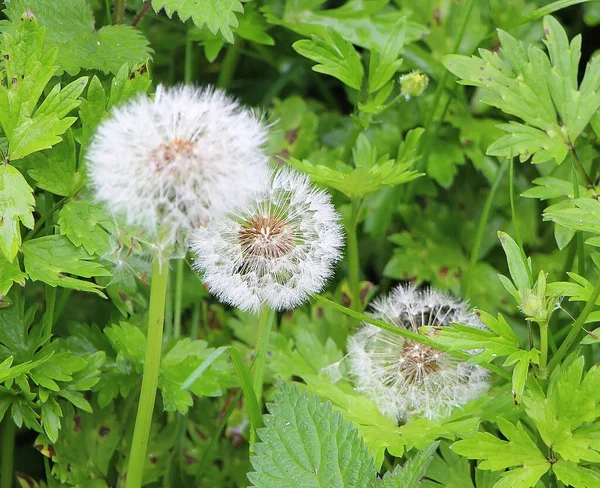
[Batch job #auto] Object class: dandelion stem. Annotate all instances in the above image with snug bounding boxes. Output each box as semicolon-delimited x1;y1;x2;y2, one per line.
184;28;194;84
217;42;241;89
126;255;169;488
547;273;600;374
347;199;362;311
1;418;15;488
314;294;512;380
173;259;184;338
251;307;275;407
464;159;507;298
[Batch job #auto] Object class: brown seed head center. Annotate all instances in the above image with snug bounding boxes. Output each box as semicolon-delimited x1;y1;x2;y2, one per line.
398;340;442;383
152;138;196;171
239;214;294;259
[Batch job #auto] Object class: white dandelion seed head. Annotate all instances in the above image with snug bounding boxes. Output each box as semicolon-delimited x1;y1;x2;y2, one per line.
87;84;270;257
347;284;489;422
190;168;345;313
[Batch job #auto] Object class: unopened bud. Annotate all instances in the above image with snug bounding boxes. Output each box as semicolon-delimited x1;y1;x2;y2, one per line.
399;71;429;100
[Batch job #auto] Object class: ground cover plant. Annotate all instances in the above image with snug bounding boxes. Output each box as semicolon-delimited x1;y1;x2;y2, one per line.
0;0;600;487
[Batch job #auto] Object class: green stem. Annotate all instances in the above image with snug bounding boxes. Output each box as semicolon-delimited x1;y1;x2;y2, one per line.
1;418;15;488
173;260;184;339
539;320;549;370
251;307;275;407
464;159;507;297
190;302;201;339
509;158;524;250
217;42;241;89
314;294;511;380
184;29;194;85
571;162;585;276
346;199;362;311
165;268;173;339
340;120;362;164
547;274;600;374
113;0;125;24
42;286;57;340
125;256;169;488
104;0;112;24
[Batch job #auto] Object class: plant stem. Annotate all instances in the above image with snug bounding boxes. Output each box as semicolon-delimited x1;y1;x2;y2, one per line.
190;302;201;339
340;119;362;164
217;43;241;89
184;29;194;84
346;199;362;311
113;0;126;24
1;418;15;488
251;307;275;407
132;0;152;27
539;320;549;370
125;256;169;488
571;162;585;276
173;260;184;338
464;159;507;297
547;274;600;374
42;286;57;340
313;294;511;380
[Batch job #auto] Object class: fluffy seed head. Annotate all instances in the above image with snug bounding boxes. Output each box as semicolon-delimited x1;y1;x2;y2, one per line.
190;168;344;313
87;85;269;255
347;285;488;421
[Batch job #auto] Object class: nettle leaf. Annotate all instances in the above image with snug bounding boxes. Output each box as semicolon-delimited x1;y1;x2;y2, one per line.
248;382;377;487
0;253;26;297
524;357;600;463
0;14;88;159
452;418;550;488
153;0;243;44
0;164;34;261
21;235;111;297
58;199;116;256
375;441;438;488
293;30;364;90
445;16;600;164
3;0;152;75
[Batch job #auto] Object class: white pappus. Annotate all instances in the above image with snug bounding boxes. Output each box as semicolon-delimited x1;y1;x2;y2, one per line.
190;168;345;313
347;285;489;422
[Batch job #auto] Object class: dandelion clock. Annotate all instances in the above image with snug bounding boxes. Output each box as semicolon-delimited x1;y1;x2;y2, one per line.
347;285;489;421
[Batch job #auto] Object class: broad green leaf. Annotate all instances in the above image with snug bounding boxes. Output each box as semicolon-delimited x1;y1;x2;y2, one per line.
452;418;550;488
153;0;243;44
524;357;600;463
375;442;438;488
553;460;600;488
0;14;88;159
0;253;26;297
498;231;531;292
0;164;34;261
3;0;152;75
248;382;377;487
293;30;364;90
58;200;116;256
21;235;111;297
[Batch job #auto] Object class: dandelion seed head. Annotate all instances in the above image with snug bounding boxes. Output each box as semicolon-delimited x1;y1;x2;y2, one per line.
87;85;269;256
347;285;489;422
190;168;344;313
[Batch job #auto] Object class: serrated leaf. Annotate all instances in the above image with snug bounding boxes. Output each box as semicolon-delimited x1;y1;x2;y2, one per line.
451;418;550;488
545;197;600;234
3;0;152;75
504;349;539;406
21;235;111;297
248;382;377;487
0;253;26;296
553;460;600;488
521;176;586;201
293;30;364;90
376;442;438;488
368;18;406;93
0;164;34;261
153;0;243;44
58;200;116;256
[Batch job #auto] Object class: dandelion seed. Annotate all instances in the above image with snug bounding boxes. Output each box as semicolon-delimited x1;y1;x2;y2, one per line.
190;168;344;313
87;85;269;256
347;285;489;421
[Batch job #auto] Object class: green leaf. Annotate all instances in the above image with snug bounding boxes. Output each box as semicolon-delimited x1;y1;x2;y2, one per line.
293;30;364;90
0;164;34;261
545;197;600;235
248;382;377;487
375;442;438;488
0;253;26;297
21;235;111;297
498;231;532;292
368;18;406;93
553;460;600;488
420;441;475;488
521;176;586;201
0;14;88;159
152;0;243;44
451;418;550;488
504;349;539;406
229;346;261;441
3;0;152;75
524;357;600;463
58;199;116;256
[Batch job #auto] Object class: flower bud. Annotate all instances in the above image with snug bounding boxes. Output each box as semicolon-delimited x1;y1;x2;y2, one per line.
399;71;429;100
